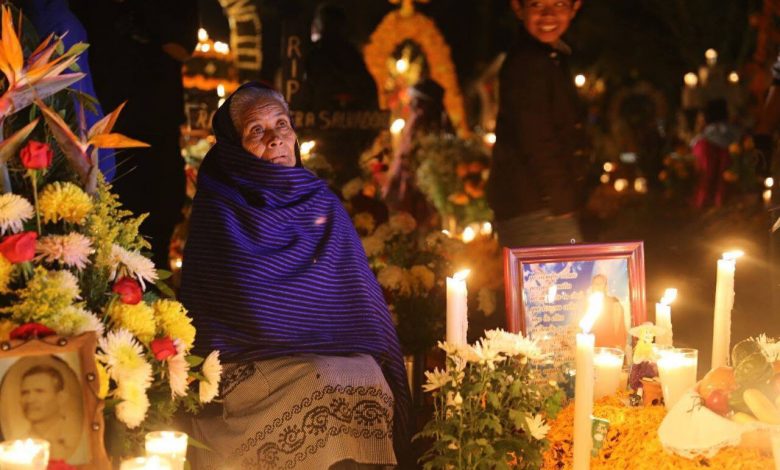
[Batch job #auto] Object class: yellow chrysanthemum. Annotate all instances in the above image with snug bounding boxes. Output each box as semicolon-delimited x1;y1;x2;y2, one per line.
152;299;196;352
107;302;157;344
0;253;13;293
38;182;93;225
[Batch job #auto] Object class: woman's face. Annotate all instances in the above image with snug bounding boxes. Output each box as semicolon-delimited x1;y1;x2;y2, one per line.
240;96;297;167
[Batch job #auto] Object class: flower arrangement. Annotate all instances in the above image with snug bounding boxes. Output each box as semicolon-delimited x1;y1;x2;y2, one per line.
0;6;221;459
359;211;459;353
542;393;774;469
413;134;493;230
417;330;565;469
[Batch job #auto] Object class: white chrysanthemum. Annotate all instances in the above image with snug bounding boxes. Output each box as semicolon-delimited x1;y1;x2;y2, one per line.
98;329;153;386
422;367;449;393
446;391;463;410
0;193;33;235
199;351;222;403
472;340;506;370
756;334;780;361
109;244;158;289
115;381;150;429
388;211;416;234
484;329;543;360
167;352;189;398
377;265;411;296
50;305;104;337
525;413;550;440
36;233;95;270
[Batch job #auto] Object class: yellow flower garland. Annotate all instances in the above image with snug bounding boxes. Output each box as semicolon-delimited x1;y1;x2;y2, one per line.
363;9;468;135
543;395;774;469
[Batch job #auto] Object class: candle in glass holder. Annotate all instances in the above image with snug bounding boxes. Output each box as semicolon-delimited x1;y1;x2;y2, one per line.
120;456;173;470
593;347;625;400
657;348;698;410
446;269;469;345
0;439;49;470
655;288;677;346
712;251;742;369
573;292;604;470
145;431;188;470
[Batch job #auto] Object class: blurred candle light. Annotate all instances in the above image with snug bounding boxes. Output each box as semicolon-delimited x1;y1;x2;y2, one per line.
395;57;410;74
201;43;211;53
613;178;628;192
300;140;316;158
728;71;740;84
684;72;698;87
634;177;648;194
602;162;614;173
574;74;586;88
483;132;496;145
705;48;718;66
390;118;406;135
766;177;775;189
461;226;476;243
197;28;208;42
145;431;188;470
0;439;49;470
216;84;225;98
480;221;492;236
599;173;610;184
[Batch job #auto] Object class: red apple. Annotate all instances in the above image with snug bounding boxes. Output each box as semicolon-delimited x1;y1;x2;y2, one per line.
705;389;731;416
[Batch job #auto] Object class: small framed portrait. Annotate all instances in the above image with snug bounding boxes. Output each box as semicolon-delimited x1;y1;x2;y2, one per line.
504;241;647;369
0;332;109;470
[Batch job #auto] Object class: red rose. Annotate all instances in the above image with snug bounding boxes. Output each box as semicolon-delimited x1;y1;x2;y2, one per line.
112;276;143;304
10;322;56;340
20;140;53;170
0;231;37;263
151;337;177;361
48;460;76;470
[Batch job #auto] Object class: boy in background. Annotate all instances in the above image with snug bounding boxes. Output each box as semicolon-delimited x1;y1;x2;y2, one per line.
487;0;588;248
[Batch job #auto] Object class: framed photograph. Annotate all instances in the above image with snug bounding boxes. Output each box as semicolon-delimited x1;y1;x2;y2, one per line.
0;332;110;470
504;241;646;369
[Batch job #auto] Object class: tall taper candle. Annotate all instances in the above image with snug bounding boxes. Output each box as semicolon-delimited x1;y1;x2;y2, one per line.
446;269;469;345
655;288;677;346
573;293;604;470
712;251;741;369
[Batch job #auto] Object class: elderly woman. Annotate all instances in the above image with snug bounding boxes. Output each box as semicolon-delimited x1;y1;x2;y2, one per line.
181;82;411;470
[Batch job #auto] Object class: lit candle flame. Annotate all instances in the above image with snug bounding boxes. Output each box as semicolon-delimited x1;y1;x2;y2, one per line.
579;292;604;333
574;74;586;88
217;84;225;98
705;48;718;65
300;140;316;156
722;250;744;261
461;226;476;243
728;71;739;84
765;177;774;189
660;288;677;305
480;221;492;235
683;72;698;87
453;269;470;281
441;229;452;237
395;58;410;73
198;28;208;42
483;132;496;145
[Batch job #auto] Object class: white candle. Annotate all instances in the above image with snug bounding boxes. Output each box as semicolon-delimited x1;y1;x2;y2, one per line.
655;288;677;346
712;251;742;369
657;348;698;410
573;293;604;470
120;456;174;470
593;347;624;400
446;269;469;345
0;439;49;470
145;431;188;470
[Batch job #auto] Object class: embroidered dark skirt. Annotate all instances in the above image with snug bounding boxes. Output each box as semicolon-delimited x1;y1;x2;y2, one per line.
190;354;397;469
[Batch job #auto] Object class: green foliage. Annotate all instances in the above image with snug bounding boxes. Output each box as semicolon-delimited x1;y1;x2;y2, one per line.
417;332;564;469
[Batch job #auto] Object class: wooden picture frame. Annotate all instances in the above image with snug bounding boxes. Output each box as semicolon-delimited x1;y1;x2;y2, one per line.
0;332;110;470
504;241;646;368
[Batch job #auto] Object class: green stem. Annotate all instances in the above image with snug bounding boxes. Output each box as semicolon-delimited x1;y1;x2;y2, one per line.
31;170;41;234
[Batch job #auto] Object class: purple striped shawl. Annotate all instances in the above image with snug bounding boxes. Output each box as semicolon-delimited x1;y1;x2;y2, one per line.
180;83;412;462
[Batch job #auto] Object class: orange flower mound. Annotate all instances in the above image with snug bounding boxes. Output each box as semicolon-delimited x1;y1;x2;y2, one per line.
542;394;774;469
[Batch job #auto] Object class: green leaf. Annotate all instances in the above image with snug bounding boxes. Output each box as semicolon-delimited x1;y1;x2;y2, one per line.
155;279;175;298
156;269;173;280
186;355;205;367
187;436;213;452
0;118;38;163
